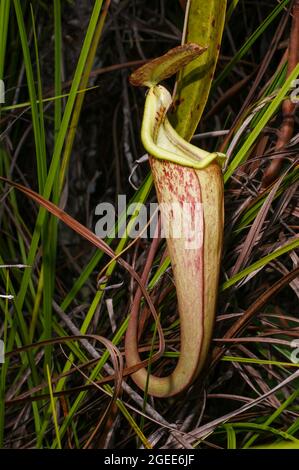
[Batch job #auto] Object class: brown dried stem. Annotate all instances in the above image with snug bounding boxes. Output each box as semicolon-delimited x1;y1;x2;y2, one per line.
262;0;299;187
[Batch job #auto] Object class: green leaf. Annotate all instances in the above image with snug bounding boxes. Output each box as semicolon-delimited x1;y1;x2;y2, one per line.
170;0;227;140
0;0;10;79
224;424;237;449
224;64;299;182
226;0;239;23
213;0;290;90
221;236;299;290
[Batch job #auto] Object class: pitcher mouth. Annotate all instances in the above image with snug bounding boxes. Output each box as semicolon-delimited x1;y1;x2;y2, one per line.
141;84;226;171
